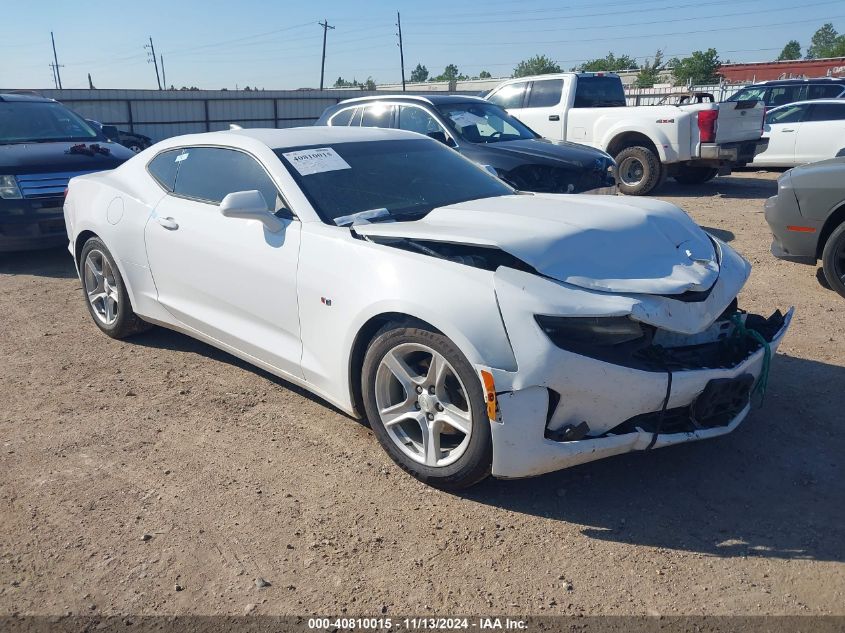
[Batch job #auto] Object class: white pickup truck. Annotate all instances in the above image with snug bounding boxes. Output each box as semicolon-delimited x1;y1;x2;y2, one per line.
485;72;768;195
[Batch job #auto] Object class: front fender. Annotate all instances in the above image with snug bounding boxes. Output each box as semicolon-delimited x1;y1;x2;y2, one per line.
296;225;518;412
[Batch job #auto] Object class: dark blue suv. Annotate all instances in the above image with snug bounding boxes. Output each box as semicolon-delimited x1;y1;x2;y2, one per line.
0;93;134;252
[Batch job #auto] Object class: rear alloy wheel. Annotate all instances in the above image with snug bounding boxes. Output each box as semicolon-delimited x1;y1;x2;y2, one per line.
614;146;663;195
674;166;719;185
362;325;492;489
80;237;151;339
821;222;845;299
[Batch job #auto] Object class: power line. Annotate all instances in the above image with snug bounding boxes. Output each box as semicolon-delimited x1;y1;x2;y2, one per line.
318;19;335;90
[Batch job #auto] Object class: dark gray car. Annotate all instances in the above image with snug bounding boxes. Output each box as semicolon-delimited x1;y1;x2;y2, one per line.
316;95;616;195
765;156;845;298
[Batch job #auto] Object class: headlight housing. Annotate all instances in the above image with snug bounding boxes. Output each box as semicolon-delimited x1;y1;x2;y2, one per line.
535;315;646;349
0;175;22;200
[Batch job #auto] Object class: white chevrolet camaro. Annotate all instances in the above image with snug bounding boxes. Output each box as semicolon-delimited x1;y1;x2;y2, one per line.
63;126;793;489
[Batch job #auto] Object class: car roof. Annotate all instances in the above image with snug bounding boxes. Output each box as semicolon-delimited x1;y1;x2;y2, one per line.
156;126;427;152
744;78;845;86
336;94;487;106
768;98;845;110
0;92;55;103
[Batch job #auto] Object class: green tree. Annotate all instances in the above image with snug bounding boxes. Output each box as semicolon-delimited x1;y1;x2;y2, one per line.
806;23;845;58
513;54;561;78
409;63;428;82
478;70;491;78
432;64;467;81
634;50;665;88
670;48;720;85
579;52;638;72
361;77;377;91
777;40;802;61
333;77;360;88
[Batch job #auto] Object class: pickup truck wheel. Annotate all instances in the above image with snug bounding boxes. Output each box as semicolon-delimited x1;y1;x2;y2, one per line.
674;166;719;185
821;222;845;299
615;146;662;195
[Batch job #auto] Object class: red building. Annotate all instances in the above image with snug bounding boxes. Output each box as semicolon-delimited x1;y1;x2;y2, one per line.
718;57;845;83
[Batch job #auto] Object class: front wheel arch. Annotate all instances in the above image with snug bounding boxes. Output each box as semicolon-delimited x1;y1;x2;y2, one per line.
348;312;442;419
816;203;845;260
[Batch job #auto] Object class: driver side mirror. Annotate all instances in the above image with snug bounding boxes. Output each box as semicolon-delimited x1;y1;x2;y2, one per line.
220;190;285;233
427;131;456;147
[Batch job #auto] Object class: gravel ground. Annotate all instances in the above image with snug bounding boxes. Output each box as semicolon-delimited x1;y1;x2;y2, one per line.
1;171;843;618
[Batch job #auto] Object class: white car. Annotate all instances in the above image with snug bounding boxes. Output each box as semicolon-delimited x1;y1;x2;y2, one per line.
752;99;845;168
63;126;793;488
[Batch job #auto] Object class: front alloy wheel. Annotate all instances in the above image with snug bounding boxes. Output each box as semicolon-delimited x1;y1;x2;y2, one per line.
362;325;492;489
375;342;473;468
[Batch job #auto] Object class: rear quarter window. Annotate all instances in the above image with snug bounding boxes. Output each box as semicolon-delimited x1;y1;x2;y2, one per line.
329;108;355;126
147;149;183;191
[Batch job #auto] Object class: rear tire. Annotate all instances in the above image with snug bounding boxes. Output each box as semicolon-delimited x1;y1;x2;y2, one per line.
614;146;662;195
674;166;719;185
79;237;151;339
821;222;845;299
361;324;492;489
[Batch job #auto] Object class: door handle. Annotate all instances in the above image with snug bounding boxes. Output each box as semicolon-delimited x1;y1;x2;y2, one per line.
157;216;179;230
782;129;795;132
549;114;560;121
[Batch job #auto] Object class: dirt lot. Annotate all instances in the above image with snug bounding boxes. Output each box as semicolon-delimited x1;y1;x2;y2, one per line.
1;171;843;618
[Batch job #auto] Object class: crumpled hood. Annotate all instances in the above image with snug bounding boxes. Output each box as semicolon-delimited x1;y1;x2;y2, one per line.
354;194;721;295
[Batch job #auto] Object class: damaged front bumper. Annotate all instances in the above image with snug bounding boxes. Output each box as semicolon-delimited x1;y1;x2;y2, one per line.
484;262;793;479
486;308;792;479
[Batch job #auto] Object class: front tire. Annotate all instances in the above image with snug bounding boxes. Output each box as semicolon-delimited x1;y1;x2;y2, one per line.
614;146;663;195
821;222;845;299
361;324;492;489
79;237;151;339
673;166;719;185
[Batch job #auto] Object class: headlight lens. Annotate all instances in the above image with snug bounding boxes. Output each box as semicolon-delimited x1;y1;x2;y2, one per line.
535;315;645;348
0;175;22;200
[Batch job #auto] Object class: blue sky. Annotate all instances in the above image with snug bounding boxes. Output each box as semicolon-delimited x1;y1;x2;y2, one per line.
2;0;843;90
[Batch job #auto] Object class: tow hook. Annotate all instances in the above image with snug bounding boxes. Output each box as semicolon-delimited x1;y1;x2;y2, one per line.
547;421;590;442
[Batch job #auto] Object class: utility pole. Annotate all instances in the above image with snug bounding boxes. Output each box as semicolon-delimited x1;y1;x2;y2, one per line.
396;12;406;91
160;54;167;90
145;37;162;90
49;64;58;89
50;32;63;89
318;19;334;90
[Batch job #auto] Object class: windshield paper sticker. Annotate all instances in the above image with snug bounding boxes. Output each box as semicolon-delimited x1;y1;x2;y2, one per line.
447;111;488;127
282;147;351;176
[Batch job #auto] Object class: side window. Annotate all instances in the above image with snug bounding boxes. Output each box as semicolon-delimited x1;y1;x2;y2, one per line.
329;108;355;126
397;106;444;136
806;103;845;122
349;107;363;126
487;82;528;109
173;147;281;210
360;104;395;128
147;149;183;191
766;86;805;107
766;104;808;125
527;79;563;108
807;84;844;100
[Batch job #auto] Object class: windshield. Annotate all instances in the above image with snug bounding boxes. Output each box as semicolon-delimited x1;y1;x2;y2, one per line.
0;100;101;144
275;139;512;224
436;102;537;143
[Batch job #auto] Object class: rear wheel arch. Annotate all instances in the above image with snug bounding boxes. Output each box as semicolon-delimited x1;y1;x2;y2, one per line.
606;131;660;161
